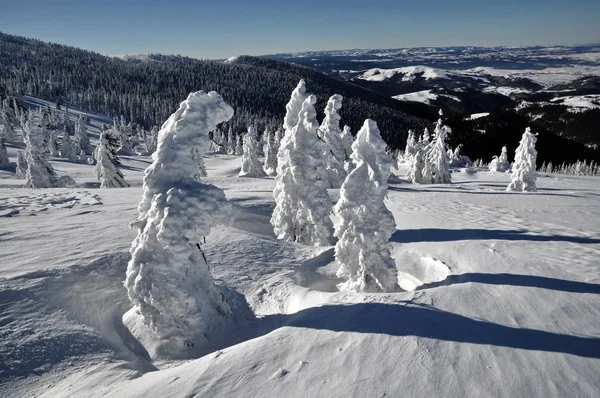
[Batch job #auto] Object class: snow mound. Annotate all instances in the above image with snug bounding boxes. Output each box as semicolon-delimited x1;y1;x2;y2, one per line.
0;190;102;217
393;249;452;291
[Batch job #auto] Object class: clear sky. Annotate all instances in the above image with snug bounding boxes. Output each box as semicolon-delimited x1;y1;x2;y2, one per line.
1;0;599;59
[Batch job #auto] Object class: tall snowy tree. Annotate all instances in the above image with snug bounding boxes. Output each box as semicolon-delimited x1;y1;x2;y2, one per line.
15;150;27;178
404;129;418;160
24;110;58;188
427;111;451;184
125;91;235;357
271;94;334;246
61;130;78;161
320;94;347;188
234;133;243;155
94;130;129;188
227;128;235;154
507;128;537;192
74;115;91;155
263;129;278;176
0;134;10;167
489;145;510;172
283;79;309;135
340;124;355;172
239;126;266;177
408;147;427;184
334;119;398;293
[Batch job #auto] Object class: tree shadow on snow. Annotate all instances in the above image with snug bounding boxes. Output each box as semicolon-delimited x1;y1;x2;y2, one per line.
418;272;600;294
388;186;584;198
265;302;600;359
391;228;600;244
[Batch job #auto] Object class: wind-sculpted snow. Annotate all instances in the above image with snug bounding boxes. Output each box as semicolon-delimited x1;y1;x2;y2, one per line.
125;91;238;358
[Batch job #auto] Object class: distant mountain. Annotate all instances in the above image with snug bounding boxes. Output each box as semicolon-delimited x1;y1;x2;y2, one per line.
0;32;598;163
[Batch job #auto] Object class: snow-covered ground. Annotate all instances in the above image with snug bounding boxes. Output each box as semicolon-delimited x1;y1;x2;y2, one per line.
1;112;600;397
392;90;460;105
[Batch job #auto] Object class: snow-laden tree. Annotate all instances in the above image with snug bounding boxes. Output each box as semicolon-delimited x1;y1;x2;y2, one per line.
421;127;431;143
95;130;129;188
234;133;243;155
489;145;510;172
320;94;347;188
15;151;27;178
227;128;235;154
0;134;10;167
24;110;58;188
283;79;309;134
75;115;91;155
340;124;354;172
48;128;60;157
404;129;418;160
125;91;236;356
271;94;334;246
408;147;427;183
507;128;537;192
334;119;398;293
427;113;451;184
263;129;278;176
61;130;78;160
145;125;159;155
239;126;266;177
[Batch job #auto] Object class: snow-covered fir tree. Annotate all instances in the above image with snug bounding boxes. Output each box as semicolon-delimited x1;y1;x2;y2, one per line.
239;126;266;177
234;133;243;155
263;129;278;176
0;134;10;167
271;94;334;246
146;125;159;155
94;130;129;188
74;115;91;155
227;128;235;154
48;128;60;157
340;124;355;172
15;150;27;178
428;111;451;184
334;119;398;293
489;145;510;172
404;129;418;160
125;91;235;356
408;147;427;183
320;94;347;188
60;130;78;161
507;127;537;192
24;110;58;188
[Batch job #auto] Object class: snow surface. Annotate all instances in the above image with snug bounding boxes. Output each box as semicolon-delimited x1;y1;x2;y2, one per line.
358;66;451;82
1;104;600;397
466;112;490;120
549;95;600;112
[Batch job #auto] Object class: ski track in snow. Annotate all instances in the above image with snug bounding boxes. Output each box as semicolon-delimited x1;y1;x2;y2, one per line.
1;117;600;396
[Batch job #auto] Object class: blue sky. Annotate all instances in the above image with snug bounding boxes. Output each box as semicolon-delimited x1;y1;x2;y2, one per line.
1;0;599;59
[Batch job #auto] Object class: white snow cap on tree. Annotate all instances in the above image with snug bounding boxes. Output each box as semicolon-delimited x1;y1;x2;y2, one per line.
490;145;510;172
94;130;129;188
283;79;308;133
125;91;235;357
24;110;58;188
320;94;347;188
271;94;334;246
334;119;398;293
239;125;266;177
507;127;537;192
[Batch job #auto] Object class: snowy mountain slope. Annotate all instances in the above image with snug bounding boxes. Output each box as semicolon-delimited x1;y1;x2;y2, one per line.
1;136;600;397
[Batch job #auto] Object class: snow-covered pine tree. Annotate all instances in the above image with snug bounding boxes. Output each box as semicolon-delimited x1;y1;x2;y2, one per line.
24;110;58;188
320;94;347;188
0;134;10;167
227;128;235;154
428;111;451;184
421;127;431;143
489;145;510;172
404;129;418;160
271;94;334;246
284;79;309;135
263;129;278;176
408;147;427;183
95;129;129;188
334;119;398;293
340;124;355;172
239;126;266;177
234;133;243;155
15;150;27;178
146;125;159;155
75;115;92;155
507;127;537;192
125;91;235;356
60;130;78;160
